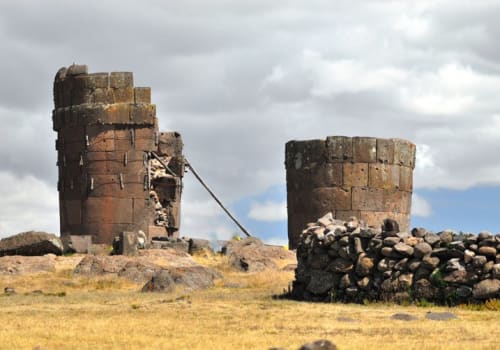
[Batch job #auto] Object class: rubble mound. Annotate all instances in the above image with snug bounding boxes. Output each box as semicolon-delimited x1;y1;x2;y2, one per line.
290;212;500;304
0;231;63;257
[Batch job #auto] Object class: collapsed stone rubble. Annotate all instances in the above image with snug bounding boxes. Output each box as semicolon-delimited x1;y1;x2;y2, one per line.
291;212;500;304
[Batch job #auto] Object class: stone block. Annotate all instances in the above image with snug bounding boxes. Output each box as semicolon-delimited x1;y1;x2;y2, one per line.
103;104;132;124
399;166;413;192
82;197;134;224
87;137;115;152
285;140;326;169
134;87;151;103
64;200;81;225
352;137;377;163
310;162;343;187
130;104;156;124
61;235;92;254
92;88;114;104
61;126;85;143
87;73;109;89
118;231;138;255
393;139;416;168
312;187;352;213
109;72;133;88
369;163;400;190
326;136;352;163
112;87;134;103
134;138;156;151
335;210;361;221
71;76;92;105
352;187;406;212
67;64;88;76
377;138;394;164
343;163;368;187
148;225;167;240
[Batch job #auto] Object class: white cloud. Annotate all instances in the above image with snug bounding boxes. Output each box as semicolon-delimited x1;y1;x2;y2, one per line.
411;193;432;218
0;171;59;237
248;201;287;222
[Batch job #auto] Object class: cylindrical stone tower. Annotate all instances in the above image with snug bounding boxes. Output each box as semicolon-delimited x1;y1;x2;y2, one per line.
52;64;158;244
285;136;416;249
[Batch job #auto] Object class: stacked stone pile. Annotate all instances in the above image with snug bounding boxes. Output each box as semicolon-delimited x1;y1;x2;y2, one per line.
291;212;500;304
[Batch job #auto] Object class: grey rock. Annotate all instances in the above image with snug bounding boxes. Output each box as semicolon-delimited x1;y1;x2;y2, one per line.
492;263;500;278
393;242;414;257
141;270;175;293
4;287;15;294
411;227;426;238
357;276;371;289
394;258;409;271
413;278;437;299
445;258;465;272
478;231;493;241
478;246;496;258
414;242;432;259
339;273;352;289
426;312;457;321
456;285;472;298
464;249;475;264
383;237;401;247
0;231;63;257
353;237;364;254
472;255;487;268
378;258;396;272
391;313;418;321
408;259;421;272
473;279;500;299
309;254;331;270
483;261;494;274
299;339;337;350
421;255;440;270
336;316;358;323
424;233;441;246
328;258;353;273
306;270;335;295
438;230;454;244
469;244;478;252
381;247;393;257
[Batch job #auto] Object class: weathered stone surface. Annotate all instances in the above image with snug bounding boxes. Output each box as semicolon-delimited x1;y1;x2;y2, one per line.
414;242;432;258
355;255;374;276
424;233;440;246
472;279;500;300
224;237;295;272
425;312;457;321
393;242;414;257
478;246;497;258
0;254;59;275
328;258;353;273
0;231;63;257
306;270;335;295
299;340;337;350
61;235;92;254
391;313;418;321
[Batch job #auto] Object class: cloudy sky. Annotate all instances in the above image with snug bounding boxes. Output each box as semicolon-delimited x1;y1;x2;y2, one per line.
1;0;500;244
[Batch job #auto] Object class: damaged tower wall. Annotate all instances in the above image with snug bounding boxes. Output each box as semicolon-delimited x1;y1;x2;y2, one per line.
52;64;183;244
286;136;415;249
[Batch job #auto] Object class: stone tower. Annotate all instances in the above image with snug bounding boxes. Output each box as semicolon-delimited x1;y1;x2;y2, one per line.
285;136;415;249
52;64;183;245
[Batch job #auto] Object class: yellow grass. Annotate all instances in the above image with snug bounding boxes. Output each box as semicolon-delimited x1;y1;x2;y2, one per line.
0;256;498;350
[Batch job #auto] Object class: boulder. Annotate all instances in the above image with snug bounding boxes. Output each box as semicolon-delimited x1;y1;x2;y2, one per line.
0;231;63;256
472;279;500;300
425;312;457;321
478;246;497;258
355;255;374;276
391;313;418;321
299;340;337;350
141;270;175;292
424;233;440;246
224;237;295;272
414;242;432;259
393;243;414;257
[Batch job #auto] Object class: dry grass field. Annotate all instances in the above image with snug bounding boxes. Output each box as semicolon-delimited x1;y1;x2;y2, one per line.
0;254;498;350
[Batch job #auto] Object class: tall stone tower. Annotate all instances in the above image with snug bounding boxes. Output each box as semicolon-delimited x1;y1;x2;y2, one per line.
52;64;183;245
285;136;415;249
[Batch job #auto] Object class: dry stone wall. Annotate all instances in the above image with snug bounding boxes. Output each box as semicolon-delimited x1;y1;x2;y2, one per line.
290;213;500;304
286;136;415;249
53;64;183;245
